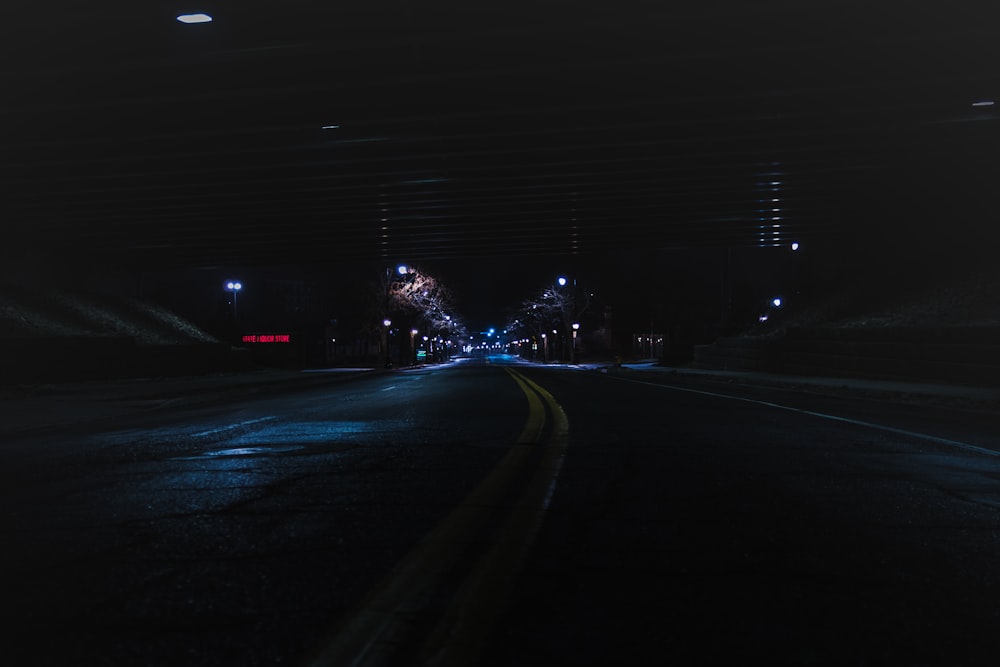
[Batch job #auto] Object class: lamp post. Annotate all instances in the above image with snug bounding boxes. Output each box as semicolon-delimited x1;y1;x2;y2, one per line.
224;281;242;342
556;275;577;362
410;329;418;365
383;318;392;368
381;264;410;368
443;315;452;360
571;322;580;364
541;332;548;363
225;280;242;319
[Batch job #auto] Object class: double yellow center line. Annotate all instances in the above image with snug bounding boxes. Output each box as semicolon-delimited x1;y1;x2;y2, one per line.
307;367;569;667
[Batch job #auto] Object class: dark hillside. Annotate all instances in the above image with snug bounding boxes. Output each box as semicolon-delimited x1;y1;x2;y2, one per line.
0;285;218;344
0;285;234;383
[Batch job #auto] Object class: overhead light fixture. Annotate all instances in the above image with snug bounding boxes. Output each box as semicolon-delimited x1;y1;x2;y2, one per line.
177;13;213;24
972;100;995;107
321;125;340;130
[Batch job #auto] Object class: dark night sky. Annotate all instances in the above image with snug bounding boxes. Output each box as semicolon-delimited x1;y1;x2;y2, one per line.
3;2;999;332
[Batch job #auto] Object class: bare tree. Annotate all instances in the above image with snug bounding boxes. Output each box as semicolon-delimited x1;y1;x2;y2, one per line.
389;269;451;323
508;278;591;361
380;266;465;362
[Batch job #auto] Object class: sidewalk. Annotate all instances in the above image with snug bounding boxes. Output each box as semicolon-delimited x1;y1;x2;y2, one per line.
0;367;379;439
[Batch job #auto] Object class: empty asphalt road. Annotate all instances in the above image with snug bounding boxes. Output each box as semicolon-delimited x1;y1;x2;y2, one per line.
5;357;1000;665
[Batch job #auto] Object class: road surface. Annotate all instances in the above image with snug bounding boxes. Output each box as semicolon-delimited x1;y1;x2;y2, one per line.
4;356;1000;665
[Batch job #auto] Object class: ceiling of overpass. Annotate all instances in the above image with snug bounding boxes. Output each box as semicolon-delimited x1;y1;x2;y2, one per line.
3;1;998;269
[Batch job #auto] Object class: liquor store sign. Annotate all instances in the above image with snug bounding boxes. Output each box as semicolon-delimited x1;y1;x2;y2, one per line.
242;333;291;343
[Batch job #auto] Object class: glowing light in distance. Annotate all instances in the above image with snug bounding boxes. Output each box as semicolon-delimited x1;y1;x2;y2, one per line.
226;281;242;290
177;13;213;23
396;264;409;275
791;242;800;251
772;297;783;308
322;125;340;129
972;100;995;107
557;276;567;286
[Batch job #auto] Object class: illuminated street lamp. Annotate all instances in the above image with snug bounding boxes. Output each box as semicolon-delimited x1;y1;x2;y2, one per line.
176;13;213;23
571;322;580;364
410;328;418;365
383;318;392;368
225;280;242;319
759;296;785;323
443;315;453;360
381;264;412;367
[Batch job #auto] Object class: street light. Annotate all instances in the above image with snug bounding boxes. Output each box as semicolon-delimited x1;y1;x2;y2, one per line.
557;275;579;361
571;322;580;364
383;318;392;368
443;315;453;360
410;329;418;365
225;280;242;319
177;13;213;23
382;264;413;367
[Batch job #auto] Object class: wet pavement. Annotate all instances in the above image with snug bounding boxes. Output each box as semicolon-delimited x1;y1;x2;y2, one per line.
4;359;999;440
5;357;1000;665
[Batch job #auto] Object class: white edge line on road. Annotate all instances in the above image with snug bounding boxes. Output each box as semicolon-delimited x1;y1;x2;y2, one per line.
193;416;279;438
611;376;1000;457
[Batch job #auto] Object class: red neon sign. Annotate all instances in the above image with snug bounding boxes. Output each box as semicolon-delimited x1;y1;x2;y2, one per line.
242;334;291;343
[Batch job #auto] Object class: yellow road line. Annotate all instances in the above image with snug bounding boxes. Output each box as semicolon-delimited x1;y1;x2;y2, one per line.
418;368;570;666
306;366;563;667
506;367;546;444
